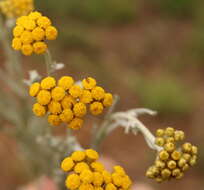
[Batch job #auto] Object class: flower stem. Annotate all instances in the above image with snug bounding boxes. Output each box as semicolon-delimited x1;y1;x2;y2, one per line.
0;15;15;75
91;95;119;150
44;49;53;76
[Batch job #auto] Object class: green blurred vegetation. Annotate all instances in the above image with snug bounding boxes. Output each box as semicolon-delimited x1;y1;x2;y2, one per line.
134;77;194;116
151;0;196;17
35;0;136;24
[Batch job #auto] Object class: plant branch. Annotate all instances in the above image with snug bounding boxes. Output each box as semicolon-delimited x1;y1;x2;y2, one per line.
92;107;162;152
44;49;53;76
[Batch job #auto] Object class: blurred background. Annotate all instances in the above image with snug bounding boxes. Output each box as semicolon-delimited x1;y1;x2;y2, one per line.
0;0;204;189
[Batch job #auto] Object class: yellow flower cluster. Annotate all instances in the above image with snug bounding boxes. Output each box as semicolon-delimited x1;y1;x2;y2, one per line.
12;11;58;56
61;149;132;190
29;76;113;130
146;127;198;183
0;0;33;18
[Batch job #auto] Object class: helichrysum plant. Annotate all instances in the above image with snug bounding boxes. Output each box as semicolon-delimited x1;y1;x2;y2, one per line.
29;76;113;129
0;0;198;189
61;149;132;190
146;127;198;182
12;11;58;55
0;0;34;18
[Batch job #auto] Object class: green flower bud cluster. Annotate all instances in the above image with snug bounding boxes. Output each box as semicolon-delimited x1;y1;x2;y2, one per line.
146;127;198;183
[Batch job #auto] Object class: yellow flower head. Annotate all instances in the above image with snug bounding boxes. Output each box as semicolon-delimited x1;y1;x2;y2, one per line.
12;38;22;50
73;102;87;117
0;0;34;18
82;77;97;90
21;44;33;56
90;102;104;115
74;162;90;174
103;93;113;107
37;90;51;105
33;42;47;54
29;82;40;97
61;157;74;172
61;95;76;109
32;103;46;117
65;174;81;190
69;117;84;130
69;85;83;98
51;87;66;101
61;149;132;190
58;76;74;90
91;86;105;101
48;101;62;114
71;150;86;162
60;109;74;123
41;76;56;90
29;76;113;129
80;90;93;104
146;127;198;182
47;114;61;126
12;11;58;55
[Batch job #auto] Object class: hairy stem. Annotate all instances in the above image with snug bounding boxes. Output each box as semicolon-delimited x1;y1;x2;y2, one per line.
91;95;119;150
44;49;53;76
0;16;22;77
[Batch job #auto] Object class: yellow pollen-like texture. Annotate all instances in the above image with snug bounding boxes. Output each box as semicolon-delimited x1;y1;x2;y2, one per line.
29;76;113;130
61;149;132;190
0;0;33;18
146;127;198;182
11;11;58;55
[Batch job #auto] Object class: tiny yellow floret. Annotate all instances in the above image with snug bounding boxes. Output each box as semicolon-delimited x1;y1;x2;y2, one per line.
74;162;90;174
41;76;56;90
65;174;81;190
45;26;58;40
68;118;84;130
71;151;86;162
58;76;74;90
105;183;117;190
37;16;51;29
60;109;74;123
12;38;22;50
90;102;104;115
47;114;61;126
29;11;42;20
69;85;83;98
91;162;105;172
61;157;74;172
37;90;51;105
61;95;76;109
21;44;33;55
73;102;87;117
33;41;47;54
29;82;40;97
103;93;113;107
48;101;62;114
20;30;33;44
13;25;24;37
80;90;93;104
51;87;66;101
32;103;46;117
82;77;97;90
80;169;94;183
32;27;45;41
85;149;99;160
91;86;105;100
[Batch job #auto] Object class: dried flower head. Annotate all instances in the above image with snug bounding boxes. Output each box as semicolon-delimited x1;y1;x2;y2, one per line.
61;149;132;190
29;76;113;130
12;11;58;55
0;0;33;18
146;127;198;182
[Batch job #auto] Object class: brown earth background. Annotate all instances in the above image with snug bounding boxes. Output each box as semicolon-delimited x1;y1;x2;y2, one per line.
0;0;204;189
